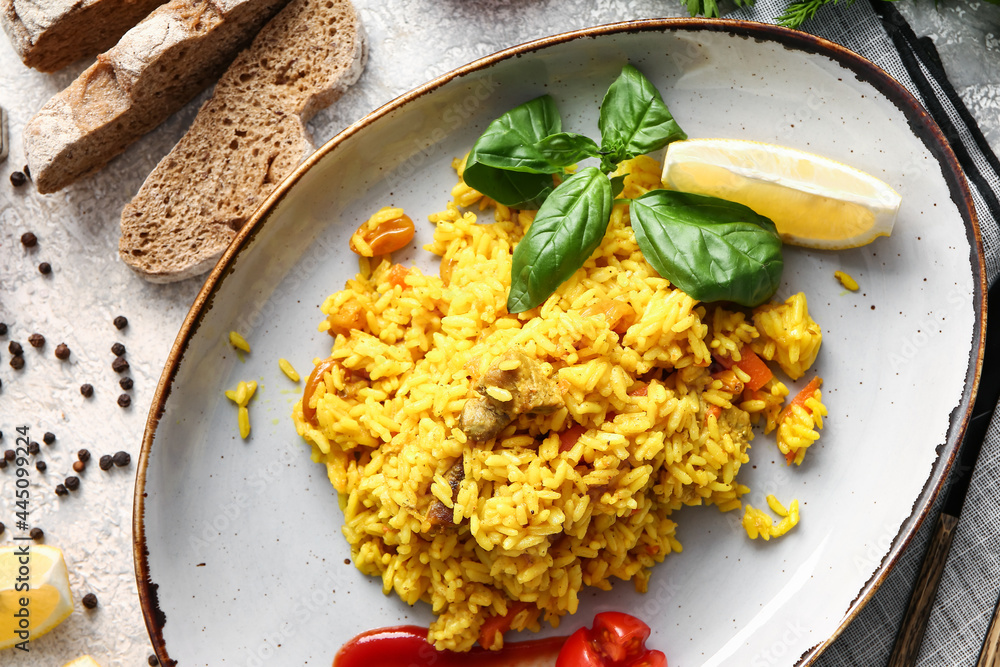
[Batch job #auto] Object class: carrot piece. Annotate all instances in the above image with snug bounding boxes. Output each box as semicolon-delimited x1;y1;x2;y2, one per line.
705;404;722;421
714;348;773;392
559;424;587;453
785;451;797;465
478;601;531;649
580;298;636;334
628;384;648;397
735;349;773;392
779;376;823;423
387;263;410;289
326;300;367;337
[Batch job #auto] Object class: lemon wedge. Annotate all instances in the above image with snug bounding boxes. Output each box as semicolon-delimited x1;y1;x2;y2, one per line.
63;657;103;667
661;138;901;249
0;545;74;650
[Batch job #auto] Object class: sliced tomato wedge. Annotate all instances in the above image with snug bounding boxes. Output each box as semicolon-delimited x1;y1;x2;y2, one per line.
556;612;667;667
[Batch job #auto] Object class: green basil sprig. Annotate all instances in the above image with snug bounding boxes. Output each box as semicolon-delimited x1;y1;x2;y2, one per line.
461;63;784;313
598;64;688;170
508;167;612;313
462;96;562;209
630;191;784;307
533;133;601;169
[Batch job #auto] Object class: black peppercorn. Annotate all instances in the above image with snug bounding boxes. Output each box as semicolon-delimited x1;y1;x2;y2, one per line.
55;343;70;360
28;333;44;348
3;450;13;461
64;476;79;491
72;460;85;473
35;461;46;472
20;232;36;247
99;455;113;470
0;323;6;336
113;451;131;467
148;655;159;666
117;393;131;408
55;484;68;496
43;431;55;445
120;377;134;390
80;383;94;398
0;459;6;470
27;441;39;455
10;355;23;370
81;593;98;609
111;356;129;373
78;449;90;462
111;342;126;356
0;522;4;535
113;315;128;330
29;527;43;541
10;171;26;187
8;341;22;356
38;262;51;275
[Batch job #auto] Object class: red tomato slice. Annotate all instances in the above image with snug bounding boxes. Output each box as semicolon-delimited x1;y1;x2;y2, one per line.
555;612;667;667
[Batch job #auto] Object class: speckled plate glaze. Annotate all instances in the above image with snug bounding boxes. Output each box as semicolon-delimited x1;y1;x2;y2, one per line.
134;19;984;667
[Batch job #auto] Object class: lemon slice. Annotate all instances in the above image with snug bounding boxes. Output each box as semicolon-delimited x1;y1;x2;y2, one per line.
0;545;74;650
63;657;103;667
661;138;902;249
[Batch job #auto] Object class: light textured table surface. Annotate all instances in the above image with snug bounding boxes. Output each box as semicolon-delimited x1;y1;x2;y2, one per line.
0;1;997;665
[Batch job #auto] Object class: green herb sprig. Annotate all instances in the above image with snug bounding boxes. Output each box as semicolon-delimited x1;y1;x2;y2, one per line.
681;0;857;29
465;64;784;313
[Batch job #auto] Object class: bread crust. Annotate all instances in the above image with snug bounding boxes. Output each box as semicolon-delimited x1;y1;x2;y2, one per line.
2;0;167;72
23;0;292;194
118;0;366;283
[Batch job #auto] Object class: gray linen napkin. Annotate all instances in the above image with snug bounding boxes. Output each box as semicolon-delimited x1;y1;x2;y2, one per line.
725;0;1000;663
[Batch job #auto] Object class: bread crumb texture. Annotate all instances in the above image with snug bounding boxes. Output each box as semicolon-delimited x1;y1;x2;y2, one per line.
24;0;293;193
119;0;366;282
1;0;167;72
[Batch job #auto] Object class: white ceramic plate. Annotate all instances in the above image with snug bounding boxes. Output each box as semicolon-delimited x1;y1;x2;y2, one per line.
134;19;985;667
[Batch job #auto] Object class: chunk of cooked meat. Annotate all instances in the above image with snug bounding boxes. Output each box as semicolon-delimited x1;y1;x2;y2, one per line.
427;459;465;530
459;396;512;442
459;349;563;442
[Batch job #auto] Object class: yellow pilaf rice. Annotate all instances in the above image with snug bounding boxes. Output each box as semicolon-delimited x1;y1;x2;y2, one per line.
742;495;800;540
225;380;257;439
229;330;251;353
279;358;301;383
292;155;827;651
835;270;860;291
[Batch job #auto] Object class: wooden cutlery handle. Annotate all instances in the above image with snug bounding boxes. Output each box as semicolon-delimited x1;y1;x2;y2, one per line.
888;512;959;667
977;590;1000;667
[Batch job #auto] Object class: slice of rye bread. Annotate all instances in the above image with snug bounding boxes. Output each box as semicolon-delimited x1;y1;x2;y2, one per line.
1;0;167;72
119;0;366;283
23;0;293;194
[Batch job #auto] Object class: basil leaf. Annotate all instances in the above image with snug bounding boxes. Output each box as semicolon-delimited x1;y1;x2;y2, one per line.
508;167;613;313
463;96;563;208
462;163;555;209
630;190;784;307
533;132;601;168
599;65;687;163
609;174;627;198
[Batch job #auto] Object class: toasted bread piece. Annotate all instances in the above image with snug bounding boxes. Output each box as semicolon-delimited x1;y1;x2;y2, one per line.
1;0;166;72
23;0;292;194
119;0;366;283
